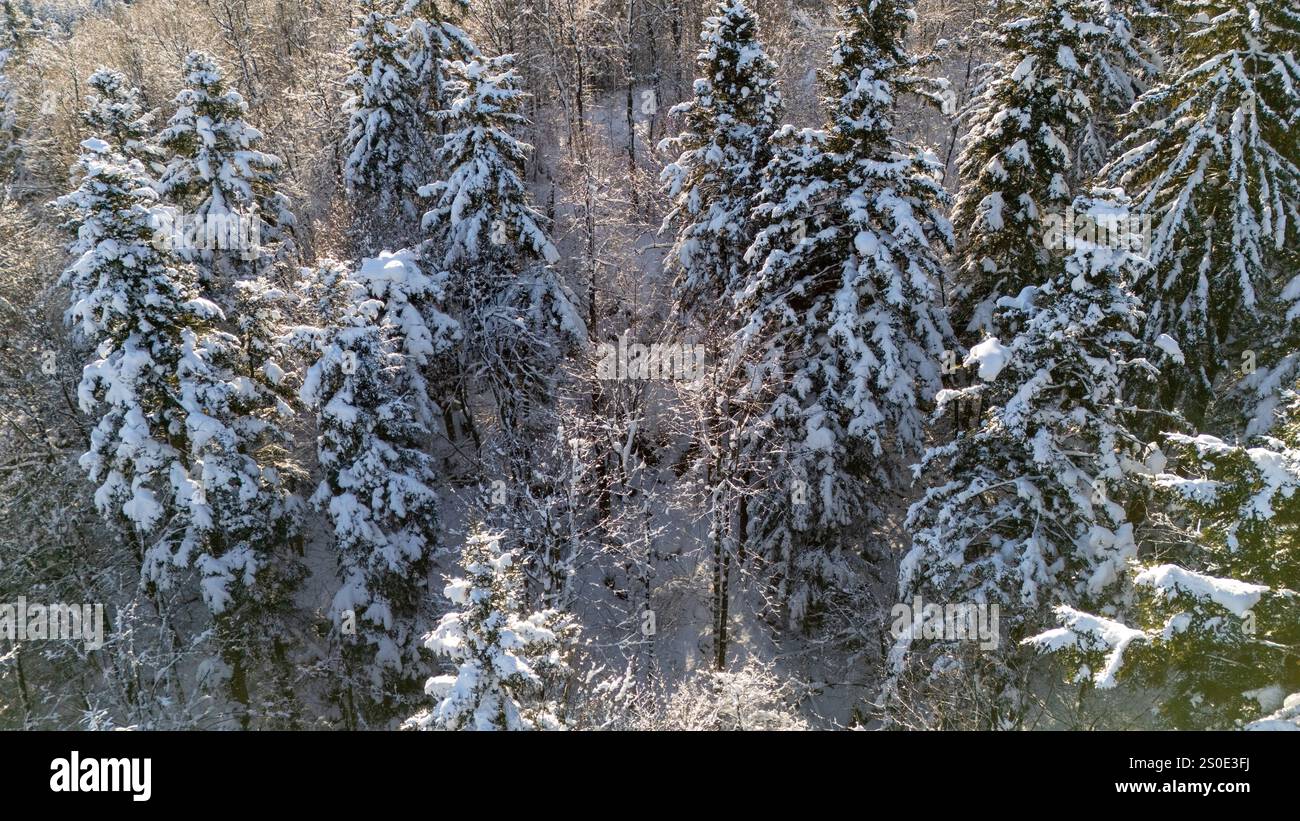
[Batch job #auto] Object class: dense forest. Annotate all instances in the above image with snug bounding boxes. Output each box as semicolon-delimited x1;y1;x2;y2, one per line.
0;0;1296;731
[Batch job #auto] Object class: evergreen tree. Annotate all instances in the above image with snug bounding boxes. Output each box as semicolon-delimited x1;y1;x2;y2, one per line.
157;51;295;291
291;253;446;727
738;0;953;628
661;0;782;312
57;141;211;598
422;55;560;271
952;0;1152;336
420;53;583;618
406;525;569;730
1027;386;1300;729
659;0;782;668
421;53;583;438
59;103;304;725
153;53;307;724
893;188;1168;726
1105;0;1300;432
404;0;478;134
342;0;428;221
83;68;160;170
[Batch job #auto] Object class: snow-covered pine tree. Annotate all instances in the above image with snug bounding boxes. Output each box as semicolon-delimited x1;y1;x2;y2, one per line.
661;0;782;313
156;51;295;292
420;52;584;619
1105;0;1300;433
421;53;583;442
659;0;782;668
354;249;460;430
404;0;479;135
82;68;160;170
1026;387;1300;729
406;526;569;730
342;0;428;224
952;0;1153;336
152;52;307;723
57;133;303;727
291;255;445;727
891;188;1166;727
422;54;562;273
737;0;953;629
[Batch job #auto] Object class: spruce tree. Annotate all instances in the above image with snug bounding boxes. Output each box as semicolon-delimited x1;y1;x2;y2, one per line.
660;0;782;668
292;254;445;727
738;0;953;628
405;526;569;730
952;0;1152;336
661;0;782;312
157;51;295;292
1027;386;1300;729
57;137;198;579
83;68;160;170
422;55;559;270
1105;0;1300;432
60;91;305;725
421;53;583;439
420;53;583;618
404;0;478;135
894;188;1167;726
153;53;307;723
342;0;428;221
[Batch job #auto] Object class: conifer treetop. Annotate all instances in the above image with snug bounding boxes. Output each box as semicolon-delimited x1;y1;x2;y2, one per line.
407;527;568;731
